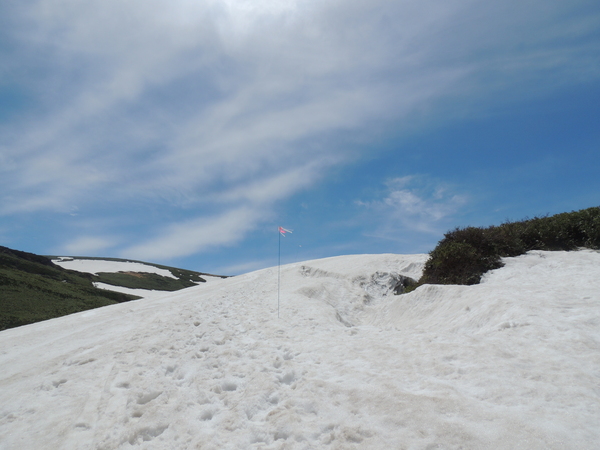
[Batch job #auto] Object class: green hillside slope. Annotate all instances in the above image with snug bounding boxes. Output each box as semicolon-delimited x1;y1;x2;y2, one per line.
0;247;140;331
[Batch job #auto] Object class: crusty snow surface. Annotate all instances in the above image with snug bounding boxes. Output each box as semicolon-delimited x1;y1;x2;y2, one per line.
1;251;599;449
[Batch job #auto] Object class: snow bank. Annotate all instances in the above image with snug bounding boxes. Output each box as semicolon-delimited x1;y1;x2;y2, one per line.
1;251;599;449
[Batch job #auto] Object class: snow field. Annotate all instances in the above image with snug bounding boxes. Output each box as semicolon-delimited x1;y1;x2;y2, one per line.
0;251;599;449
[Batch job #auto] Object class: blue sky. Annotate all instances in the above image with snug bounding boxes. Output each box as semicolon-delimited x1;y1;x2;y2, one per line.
1;0;599;275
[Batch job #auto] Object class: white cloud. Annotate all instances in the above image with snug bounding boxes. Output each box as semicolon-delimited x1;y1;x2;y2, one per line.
357;176;468;235
121;205;267;261
214;156;339;205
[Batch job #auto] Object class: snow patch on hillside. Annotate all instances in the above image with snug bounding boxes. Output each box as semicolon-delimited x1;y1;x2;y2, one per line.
53;258;177;278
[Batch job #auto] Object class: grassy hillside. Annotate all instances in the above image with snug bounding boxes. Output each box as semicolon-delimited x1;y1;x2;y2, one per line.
0;247;140;331
416;206;600;287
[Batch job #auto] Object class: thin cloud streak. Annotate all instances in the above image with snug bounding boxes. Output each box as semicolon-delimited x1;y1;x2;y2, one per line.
357;176;468;235
121;206;266;261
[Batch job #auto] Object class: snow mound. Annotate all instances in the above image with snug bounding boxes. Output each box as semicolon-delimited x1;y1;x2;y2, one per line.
1;251;599;449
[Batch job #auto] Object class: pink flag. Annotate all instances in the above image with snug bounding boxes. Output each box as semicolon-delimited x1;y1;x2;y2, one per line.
279;226;292;236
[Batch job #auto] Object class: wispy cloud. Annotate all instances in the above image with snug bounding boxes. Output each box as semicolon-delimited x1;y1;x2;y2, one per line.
357;176;468;236
121;205;266;261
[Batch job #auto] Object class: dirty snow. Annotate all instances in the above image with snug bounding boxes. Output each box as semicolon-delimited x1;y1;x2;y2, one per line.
1;251;599;449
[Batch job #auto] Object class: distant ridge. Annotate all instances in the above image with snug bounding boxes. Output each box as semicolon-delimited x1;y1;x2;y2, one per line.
0;247;227;331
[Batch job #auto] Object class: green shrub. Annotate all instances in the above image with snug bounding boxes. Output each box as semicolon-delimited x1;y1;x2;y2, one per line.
420;229;504;285
418;206;600;286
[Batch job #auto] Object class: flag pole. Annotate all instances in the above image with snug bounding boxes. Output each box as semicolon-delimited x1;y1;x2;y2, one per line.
278;227;281;318
277;227;291;319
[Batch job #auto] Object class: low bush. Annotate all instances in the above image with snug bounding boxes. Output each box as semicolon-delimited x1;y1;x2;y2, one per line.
417;206;600;286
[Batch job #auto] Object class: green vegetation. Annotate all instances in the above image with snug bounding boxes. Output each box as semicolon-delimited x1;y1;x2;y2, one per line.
0;247;140;331
414;206;600;287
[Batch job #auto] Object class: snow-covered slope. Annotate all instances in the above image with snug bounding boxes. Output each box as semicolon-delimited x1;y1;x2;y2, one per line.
1;251;599;449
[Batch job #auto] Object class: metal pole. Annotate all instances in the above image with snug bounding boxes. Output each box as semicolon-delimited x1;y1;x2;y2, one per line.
278;229;281;318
